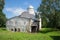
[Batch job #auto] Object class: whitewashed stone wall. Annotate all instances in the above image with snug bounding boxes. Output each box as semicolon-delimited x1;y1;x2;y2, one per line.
6;17;33;32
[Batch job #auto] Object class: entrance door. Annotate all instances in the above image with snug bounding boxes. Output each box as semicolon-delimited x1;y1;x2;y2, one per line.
31;26;37;32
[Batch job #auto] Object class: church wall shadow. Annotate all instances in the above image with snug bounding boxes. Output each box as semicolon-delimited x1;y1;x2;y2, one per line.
38;29;57;34
37;28;60;34
38;30;53;33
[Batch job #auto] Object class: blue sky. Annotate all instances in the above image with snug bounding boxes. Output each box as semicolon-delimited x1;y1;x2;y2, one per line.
3;0;42;18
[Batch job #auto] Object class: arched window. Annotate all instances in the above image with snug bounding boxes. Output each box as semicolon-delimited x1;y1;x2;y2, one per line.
18;28;20;32
11;29;13;31
15;28;17;32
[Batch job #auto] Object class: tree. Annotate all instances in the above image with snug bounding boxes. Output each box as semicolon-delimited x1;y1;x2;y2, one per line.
37;0;60;28
0;0;6;27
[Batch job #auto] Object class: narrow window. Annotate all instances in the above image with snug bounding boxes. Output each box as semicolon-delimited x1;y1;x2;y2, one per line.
24;22;26;25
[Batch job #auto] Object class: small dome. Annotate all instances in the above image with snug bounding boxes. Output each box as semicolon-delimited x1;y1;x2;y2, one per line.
28;5;34;9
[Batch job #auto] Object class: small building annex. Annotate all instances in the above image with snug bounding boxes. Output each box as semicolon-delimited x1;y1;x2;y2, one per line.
6;5;42;32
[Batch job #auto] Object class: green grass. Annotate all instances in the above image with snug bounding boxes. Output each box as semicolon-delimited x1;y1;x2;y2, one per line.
0;28;60;40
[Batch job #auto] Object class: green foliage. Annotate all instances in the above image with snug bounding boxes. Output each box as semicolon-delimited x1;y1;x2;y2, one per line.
37;0;60;28
0;0;6;27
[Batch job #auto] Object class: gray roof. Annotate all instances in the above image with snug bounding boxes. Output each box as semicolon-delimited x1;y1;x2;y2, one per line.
19;11;35;19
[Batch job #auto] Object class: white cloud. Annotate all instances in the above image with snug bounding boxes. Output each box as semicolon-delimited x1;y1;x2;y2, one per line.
6;7;26;15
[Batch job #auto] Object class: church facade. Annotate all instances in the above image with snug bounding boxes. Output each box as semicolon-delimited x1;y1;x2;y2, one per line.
6;5;42;32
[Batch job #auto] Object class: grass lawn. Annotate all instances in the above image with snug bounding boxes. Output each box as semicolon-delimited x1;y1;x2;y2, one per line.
0;28;60;40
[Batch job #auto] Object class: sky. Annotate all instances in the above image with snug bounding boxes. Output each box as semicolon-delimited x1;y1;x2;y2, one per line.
3;0;42;19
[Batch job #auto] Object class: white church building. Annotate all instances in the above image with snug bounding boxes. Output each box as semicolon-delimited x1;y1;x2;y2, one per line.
6;5;42;32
